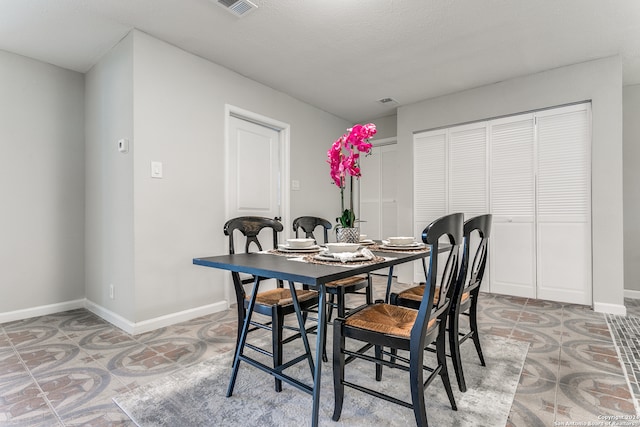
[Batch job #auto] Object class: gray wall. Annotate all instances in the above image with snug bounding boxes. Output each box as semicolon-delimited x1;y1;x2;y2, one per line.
85;31;351;327
0;50;85;316
397;56;624;313
624;84;640;293
85;33;135;320
368;114;397;141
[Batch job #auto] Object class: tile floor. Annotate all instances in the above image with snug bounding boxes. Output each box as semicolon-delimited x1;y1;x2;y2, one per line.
1;277;639;426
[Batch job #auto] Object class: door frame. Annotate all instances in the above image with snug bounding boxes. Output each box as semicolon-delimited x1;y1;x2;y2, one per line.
223;104;291;301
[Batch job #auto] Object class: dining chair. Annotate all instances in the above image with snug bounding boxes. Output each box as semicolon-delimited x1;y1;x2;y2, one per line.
225;216;319;392
447;214;492;392
332;213;463;426
390;214;492;392
293;216;373;362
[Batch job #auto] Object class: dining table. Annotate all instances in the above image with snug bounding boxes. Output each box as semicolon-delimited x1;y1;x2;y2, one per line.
193;243;431;427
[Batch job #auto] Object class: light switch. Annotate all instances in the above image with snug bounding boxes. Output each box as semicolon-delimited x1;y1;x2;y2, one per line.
151;161;163;178
292;180;300;191
117;139;129;153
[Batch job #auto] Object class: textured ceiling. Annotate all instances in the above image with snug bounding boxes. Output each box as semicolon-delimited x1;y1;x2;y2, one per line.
1;0;639;122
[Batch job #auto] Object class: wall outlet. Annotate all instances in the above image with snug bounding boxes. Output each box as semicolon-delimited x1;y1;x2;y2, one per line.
109;284;114;299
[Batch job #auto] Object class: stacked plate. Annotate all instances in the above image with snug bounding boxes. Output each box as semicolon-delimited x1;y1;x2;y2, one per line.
278;238;322;253
379;236;426;250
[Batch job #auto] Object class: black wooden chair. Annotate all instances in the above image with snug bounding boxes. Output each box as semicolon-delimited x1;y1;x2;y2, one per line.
332;213;463;426
447;214;492;392
293;216;373;362
225;216;319;392
390;214;492;392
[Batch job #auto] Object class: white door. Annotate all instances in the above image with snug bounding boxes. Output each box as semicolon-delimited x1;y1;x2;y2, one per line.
227;114;284;293
359;142;398;276
359;142;398;240
535;104;591;304
489;114;537;298
413;130;448;282
228;116;281;222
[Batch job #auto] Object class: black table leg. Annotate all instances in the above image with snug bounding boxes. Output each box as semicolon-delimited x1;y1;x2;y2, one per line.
311;284;326;427
226;276;260;397
287;280;315;377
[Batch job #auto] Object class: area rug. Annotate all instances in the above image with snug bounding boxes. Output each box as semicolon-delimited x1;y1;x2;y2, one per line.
114;334;528;426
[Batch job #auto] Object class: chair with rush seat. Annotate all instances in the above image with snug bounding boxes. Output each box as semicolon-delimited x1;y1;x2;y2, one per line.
225;216;319;392
332;213;463;426
390;214;492;392
293;216;373;362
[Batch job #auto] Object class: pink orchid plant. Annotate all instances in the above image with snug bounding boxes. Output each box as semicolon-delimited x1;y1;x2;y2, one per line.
327;123;377;228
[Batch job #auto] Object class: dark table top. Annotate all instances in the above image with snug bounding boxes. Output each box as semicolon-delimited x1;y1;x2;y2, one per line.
193;248;431;286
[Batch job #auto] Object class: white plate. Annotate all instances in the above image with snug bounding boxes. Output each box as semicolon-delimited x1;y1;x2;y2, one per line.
277;244;321;252
379;242;426;250
314;253;371;262
359;239;375;245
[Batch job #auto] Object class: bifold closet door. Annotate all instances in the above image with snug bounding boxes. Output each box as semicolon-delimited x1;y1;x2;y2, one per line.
489;114;536;298
360;144;398;241
535;104;591;304
413;130;447;282
413;122;488;284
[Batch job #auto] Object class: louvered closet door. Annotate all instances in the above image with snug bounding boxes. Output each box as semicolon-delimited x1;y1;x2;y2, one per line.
413;130;447;282
536;104;591;304
489;114;536;298
449;122;489;289
359;147;382;239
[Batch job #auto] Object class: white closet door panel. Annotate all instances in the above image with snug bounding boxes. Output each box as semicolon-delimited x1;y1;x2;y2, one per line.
382;201;398;239
359;201;380;239
536;105;590;220
381;146;398;240
536;103;591;304
490;222;536;297
489;114;536;297
414;131;447;224
490;115;535;217
449;122;488;217
537;222;590;304
359;148;381;239
414;130;447;282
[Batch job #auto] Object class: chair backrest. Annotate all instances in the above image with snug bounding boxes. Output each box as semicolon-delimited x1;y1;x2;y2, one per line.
223;216;284;304
292;216;332;244
411;213;464;345
454;214;492;303
224;216;283;254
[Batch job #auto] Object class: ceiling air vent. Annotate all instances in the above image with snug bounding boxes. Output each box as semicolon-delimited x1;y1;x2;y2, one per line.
216;0;258;17
378;97;398;105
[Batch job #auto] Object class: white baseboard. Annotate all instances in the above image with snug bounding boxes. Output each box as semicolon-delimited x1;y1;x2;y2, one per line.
0;299;85;324
2;299;230;335
624;289;640;300
84;299;230;335
593;301;627;316
84;300;137;334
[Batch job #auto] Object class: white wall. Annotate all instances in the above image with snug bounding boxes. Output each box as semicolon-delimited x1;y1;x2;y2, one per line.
624;84;640;294
397;56;624;313
0;50;85;316
368;114;397;141
85;33;135;321
127;31;351;324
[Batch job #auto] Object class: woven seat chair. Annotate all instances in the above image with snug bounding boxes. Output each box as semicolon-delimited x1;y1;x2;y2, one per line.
332;213;463;426
225;216;319;392
293;216;373;361
391;214;492;392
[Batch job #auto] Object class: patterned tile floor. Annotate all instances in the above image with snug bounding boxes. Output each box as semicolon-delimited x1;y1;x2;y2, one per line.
1;277;639;426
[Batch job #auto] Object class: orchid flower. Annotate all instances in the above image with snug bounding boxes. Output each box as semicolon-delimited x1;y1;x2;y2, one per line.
326;123;377;228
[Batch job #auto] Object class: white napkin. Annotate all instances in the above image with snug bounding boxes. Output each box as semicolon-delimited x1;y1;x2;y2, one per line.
328;248;375;263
